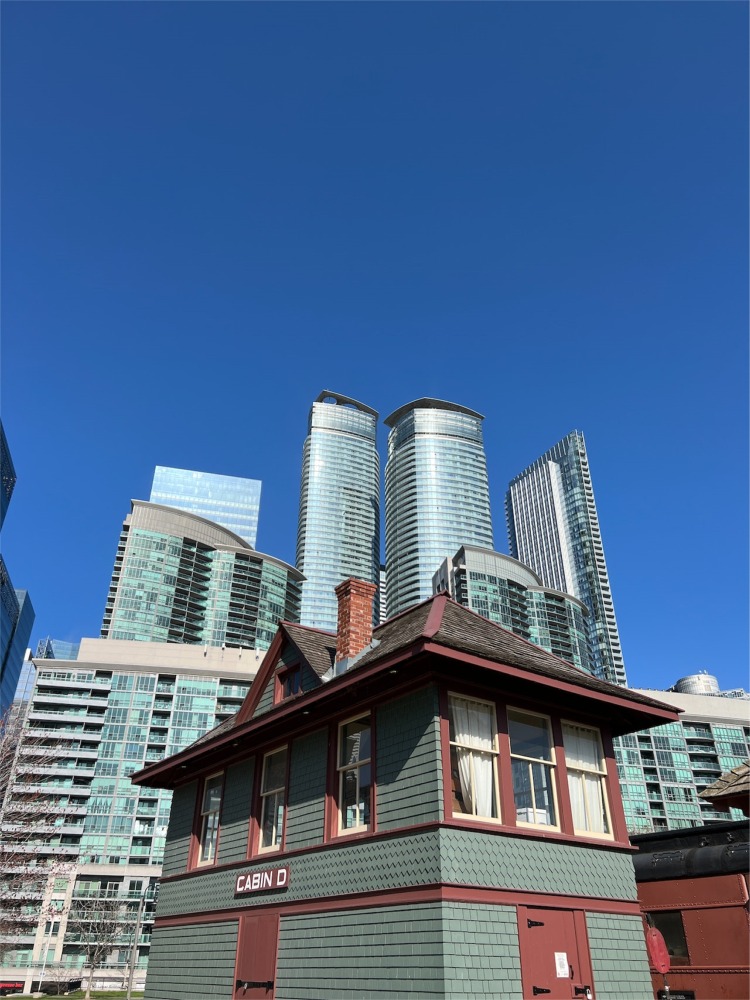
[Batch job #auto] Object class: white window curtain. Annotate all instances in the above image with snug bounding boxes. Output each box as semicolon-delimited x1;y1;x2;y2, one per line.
451;697;495;817
564;724;609;834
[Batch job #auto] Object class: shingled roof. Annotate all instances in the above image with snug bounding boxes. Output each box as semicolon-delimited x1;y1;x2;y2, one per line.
352;594;670;712
699;760;750;808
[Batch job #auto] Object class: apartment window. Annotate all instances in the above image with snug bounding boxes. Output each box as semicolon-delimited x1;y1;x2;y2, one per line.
448;694;500;819
197;773;223;864
508;709;558;827
338;716;371;832
259;748;287;851
562;723;611;836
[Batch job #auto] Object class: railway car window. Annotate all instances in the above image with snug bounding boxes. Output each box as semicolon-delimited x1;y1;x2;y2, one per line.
648;911;690;966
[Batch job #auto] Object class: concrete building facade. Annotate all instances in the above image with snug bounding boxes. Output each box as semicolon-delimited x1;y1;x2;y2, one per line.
0;639;263;992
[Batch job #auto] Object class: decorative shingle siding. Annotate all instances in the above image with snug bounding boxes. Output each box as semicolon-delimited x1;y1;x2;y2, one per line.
585;913;653;999
286;728;328;850
376;686;443;830
218;759;254;865
157;828;443;917
276;904;445;999
143;921;238;1000
439;828;639;901
442;903;522;1000
161;781;196;877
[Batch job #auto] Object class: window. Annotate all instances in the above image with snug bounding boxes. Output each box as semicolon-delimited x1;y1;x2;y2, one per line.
562;723;611;836
508;709;558;827
259;748;287;851
197;773;222;864
448;694;500;819
276;666;301;702
338;716;371;832
647;911;689;966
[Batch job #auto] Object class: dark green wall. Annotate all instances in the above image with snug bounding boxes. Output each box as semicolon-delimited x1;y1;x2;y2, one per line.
218;759;254;865
286;728;328;850
143;921;238;1000
161;780;196;878
376;686;443;830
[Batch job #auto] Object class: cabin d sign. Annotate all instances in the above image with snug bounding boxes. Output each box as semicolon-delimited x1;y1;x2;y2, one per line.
235;866;290;895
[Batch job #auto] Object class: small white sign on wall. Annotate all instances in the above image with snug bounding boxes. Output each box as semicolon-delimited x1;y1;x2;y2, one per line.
555;952;569;978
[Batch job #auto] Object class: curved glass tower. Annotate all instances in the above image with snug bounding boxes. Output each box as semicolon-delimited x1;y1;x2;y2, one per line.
296;392;380;631
384;399;493;617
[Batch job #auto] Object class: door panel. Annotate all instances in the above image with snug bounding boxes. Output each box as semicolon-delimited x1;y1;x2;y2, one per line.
234;912;279;999
518;906;594;1000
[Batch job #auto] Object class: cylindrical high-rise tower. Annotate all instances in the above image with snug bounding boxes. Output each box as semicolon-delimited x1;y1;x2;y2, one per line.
384;399;493;618
296;391;380;632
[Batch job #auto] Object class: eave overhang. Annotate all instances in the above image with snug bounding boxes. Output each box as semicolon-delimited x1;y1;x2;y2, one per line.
132;636;679;791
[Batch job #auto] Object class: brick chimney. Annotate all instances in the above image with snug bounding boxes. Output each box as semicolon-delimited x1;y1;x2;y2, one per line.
335;578;378;662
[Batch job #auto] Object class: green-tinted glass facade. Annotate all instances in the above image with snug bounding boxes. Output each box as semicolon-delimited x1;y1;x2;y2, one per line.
102;501;302;649
615;694;750;834
435;546;593;674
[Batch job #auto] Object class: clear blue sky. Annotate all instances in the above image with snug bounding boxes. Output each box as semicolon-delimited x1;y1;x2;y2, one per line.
2;2;747;693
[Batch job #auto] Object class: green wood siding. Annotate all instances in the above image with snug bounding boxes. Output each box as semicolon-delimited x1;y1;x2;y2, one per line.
442;903;522;999
586;913;653;999
276;904;445;999
286;728;328;850
275;902;522;999
161;780;196;877
143;921;238;1000
218;759;254;865
376;686;443;830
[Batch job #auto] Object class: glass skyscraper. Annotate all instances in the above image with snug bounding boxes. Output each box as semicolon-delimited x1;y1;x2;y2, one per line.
434;546;593;674
102;501;302;649
0;422;34;713
296;392;380;632
149;466;261;548
505;430;627;686
384;399;494;618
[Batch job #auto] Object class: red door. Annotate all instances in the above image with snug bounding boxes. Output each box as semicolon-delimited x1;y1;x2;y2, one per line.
518;906;594;1000
234;912;279;999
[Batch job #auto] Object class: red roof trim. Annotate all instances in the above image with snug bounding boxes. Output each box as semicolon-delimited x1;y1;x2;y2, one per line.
422;592;448;638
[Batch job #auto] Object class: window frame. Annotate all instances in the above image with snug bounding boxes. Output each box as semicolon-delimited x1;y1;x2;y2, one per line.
274;665;301;705
447;691;502;823
336;713;373;836
257;745;289;854
507;706;561;832
561;720;613;840
195;770;224;867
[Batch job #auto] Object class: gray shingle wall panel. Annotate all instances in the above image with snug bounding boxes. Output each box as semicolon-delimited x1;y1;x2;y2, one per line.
586;912;653;999
286;728;327;850
376;686;443;830
439;828;639;900
161;781;196;878
218;759;254;865
144;921;238;1000
157;828;443;917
